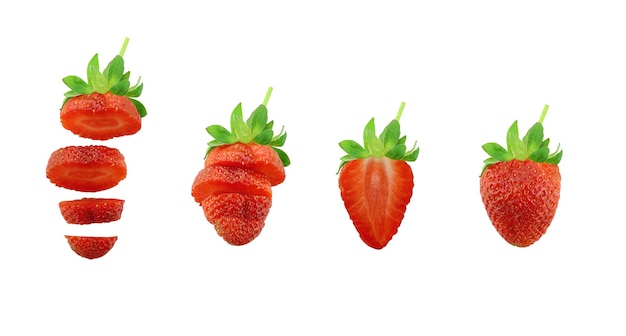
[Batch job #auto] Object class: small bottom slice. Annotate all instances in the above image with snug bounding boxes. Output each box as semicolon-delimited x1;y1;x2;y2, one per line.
65;235;118;259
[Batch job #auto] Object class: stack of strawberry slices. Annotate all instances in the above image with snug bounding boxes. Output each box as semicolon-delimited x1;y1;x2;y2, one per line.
46;38;147;259
191;87;289;246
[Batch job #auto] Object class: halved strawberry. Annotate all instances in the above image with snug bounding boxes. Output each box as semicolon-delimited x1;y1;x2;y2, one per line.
337;102;419;249
202;193;272;246
60;37;146;140
191;165;272;204
65;235;118;259
46;145;127;192
59;198;125;224
205;142;286;186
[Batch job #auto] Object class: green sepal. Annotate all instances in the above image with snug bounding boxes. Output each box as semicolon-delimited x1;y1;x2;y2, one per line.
273;147;290;167
206;125;237;144
338;105;419;173
480;104;563;175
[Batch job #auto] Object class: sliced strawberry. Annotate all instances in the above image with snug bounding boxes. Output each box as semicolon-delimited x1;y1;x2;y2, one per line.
191;165;272;204
337;102;419;249
60;37;146;140
61;92;141;140
59;198;125;224
65;235;118;259
202;193;272;246
46;145;127;192
339;158;414;249
205;142;286;186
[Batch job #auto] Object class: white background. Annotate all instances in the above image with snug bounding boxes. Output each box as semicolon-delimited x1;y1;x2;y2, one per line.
1;1;624;335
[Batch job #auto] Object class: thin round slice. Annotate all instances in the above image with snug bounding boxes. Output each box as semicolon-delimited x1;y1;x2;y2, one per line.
59;198;125;224
65;235;118;259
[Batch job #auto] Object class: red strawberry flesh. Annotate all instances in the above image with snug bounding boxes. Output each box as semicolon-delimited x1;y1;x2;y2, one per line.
191;165;272;204
205;142;286;186
339;157;414;249
65;235;118;259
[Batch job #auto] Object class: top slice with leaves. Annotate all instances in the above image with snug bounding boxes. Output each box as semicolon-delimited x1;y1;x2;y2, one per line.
480;104;563;175
60;38;147;140
203;87;290;184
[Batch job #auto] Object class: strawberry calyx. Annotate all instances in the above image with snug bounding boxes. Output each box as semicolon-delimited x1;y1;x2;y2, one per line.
338;102;419;172
61;37;147;117
480;104;563;175
204;87;290;167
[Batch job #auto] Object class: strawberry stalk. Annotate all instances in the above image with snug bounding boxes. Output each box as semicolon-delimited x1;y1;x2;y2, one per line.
204;87;290;167
338;102;419;172
480;104;563;175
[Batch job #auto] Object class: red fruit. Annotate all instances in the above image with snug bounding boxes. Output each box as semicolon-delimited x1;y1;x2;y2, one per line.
205;142;286;186
60;37;147;140
339;158;414;249
46;145;127;192
65;235;118;259
202;193;272;246
61;92;141;140
59;198;125;224
337;102;419;249
191;165;272;204
480;160;561;247
479;104;563;247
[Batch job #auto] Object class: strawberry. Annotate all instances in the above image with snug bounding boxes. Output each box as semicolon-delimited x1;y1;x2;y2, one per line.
59;198;125;224
191;165;272;204
60;37;146;140
479;104;563;247
202;193;272;246
192;87;289;245
65;235;118;259
46;145;127;192
337;102;419;249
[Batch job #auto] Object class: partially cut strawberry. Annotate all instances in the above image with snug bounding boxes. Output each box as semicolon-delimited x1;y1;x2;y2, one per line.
65;235;118;259
46;145;127;192
59;198;125;224
337;102;419;249
60;37;146;140
191;165;272;204
202;193;272;246
205;142;286;186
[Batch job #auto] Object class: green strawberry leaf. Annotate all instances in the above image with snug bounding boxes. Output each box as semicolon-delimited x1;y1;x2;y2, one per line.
480;104;563;175
206;125;237;144
62;76;93;95
338;101;419;172
253;129;274;145
273;147;290;167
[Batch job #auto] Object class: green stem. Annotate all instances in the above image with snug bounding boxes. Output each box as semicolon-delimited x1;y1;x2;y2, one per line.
395;101;406;121
263;86;273;106
538;104;549;124
119;37;130;57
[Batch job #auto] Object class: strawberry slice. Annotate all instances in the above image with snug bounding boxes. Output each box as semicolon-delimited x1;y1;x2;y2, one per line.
337;102;419;249
191;165;272;204
59;198;125;224
46;145;127;192
202;193;272;245
61;92;141;140
60;37;146;140
65;235;118;259
205;142;286;186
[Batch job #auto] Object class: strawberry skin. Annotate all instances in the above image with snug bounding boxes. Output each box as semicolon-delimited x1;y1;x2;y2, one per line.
65;235;118;259
480;160;561;247
202;193;272;245
191;165;272;204
61;92;141;140
46;145;127;192
59;198;125;224
205;142;286;186
339;157;414;249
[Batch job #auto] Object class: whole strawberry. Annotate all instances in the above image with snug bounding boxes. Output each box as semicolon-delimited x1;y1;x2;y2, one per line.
479;104;563;247
338;102;419;249
60;37;146;140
